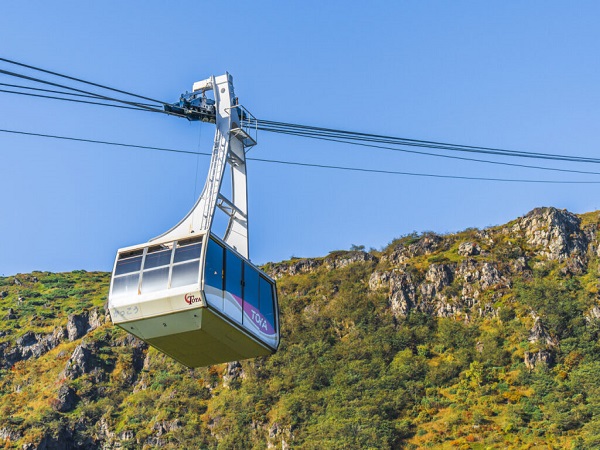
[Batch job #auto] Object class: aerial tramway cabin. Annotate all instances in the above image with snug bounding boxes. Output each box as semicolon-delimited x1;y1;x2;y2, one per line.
107;74;280;367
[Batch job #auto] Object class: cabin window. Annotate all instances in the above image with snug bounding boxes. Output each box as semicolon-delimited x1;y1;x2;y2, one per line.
140;267;170;293
144;246;172;269
170;238;202;288
112;273;140;298
171;261;199;288
205;239;224;291
112;250;143;297
243;263;260;311
259;276;276;330
225;249;243;300
174;241;202;263
140;246;172;294
114;251;143;276
224;248;243;324
111;238;204;299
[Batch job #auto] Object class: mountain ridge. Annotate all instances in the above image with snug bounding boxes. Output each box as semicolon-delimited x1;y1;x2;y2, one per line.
1;206;600;448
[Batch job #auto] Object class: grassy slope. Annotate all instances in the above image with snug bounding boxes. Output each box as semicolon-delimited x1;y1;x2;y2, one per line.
0;211;599;448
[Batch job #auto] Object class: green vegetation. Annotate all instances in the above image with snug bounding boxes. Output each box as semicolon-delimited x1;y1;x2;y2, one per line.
0;208;600;448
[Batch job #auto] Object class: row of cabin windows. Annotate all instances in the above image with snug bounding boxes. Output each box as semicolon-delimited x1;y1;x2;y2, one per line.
204;238;276;331
111;238;203;298
111;236;277;333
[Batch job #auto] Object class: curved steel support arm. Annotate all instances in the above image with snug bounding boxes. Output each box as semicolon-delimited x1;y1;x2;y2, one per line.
150;73;250;258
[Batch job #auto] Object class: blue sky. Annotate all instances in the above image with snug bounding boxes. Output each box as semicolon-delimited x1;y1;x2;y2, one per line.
2;2;600;275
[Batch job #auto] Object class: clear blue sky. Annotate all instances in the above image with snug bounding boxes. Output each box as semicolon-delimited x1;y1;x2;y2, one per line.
2;1;600;276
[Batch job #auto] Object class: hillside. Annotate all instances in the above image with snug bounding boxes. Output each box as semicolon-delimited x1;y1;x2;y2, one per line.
1;206;600;449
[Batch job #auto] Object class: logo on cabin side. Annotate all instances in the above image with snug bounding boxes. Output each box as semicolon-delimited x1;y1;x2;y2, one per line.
184;293;202;305
251;309;269;332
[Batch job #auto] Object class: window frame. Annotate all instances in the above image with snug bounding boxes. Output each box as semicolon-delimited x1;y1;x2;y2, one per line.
110;237;203;298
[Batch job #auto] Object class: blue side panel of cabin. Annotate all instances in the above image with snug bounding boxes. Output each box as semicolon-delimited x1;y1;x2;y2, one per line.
203;236;279;349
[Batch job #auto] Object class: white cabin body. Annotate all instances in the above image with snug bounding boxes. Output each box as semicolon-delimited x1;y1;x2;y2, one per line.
107;73;278;367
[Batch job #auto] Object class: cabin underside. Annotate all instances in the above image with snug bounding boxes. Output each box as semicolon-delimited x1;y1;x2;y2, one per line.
117;307;274;368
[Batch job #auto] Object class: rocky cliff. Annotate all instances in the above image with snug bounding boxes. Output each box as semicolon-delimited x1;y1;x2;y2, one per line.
1;207;600;448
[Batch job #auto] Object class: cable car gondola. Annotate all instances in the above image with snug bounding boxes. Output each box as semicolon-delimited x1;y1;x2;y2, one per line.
107;74;279;368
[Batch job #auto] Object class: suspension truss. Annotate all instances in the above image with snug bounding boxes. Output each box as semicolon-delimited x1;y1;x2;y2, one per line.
151;73;257;258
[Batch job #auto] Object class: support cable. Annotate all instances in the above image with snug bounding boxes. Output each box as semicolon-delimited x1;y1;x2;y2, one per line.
2;127;600;184
0;88;158;112
0;82;158;107
2;83;599;172
1;58;599;170
253;120;600;164
0;68;186;118
0;57;166;105
255;127;600;176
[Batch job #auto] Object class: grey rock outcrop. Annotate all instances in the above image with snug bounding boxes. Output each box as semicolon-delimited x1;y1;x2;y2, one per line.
369;270;393;291
120;430;135;441
1;328;66;369
528;315;558;347
22;426;79;450
369;268;419;318
268;422;293;450
223;361;244;387
67;314;88;341
457;260;505;290
88;309;103;330
63;342;98;380
479;263;504;290
586;305;600;323
145;419;182;446
0;427;22;442
0;307;104;369
458;242;481;257
419;264;454;314
424;264;453;291
560;255;587;276
512;207;587;261
372;257;509;319
385;233;448;265
389;270;418;318
66;308;102;341
325;251;376;269
269;258;323;279
524;350;554;370
510;257;528;274
53;384;78;413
